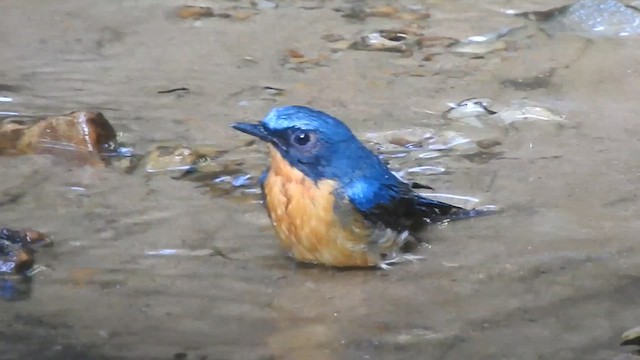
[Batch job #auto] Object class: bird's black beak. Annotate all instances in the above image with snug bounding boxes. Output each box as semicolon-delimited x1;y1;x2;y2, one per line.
231;122;272;142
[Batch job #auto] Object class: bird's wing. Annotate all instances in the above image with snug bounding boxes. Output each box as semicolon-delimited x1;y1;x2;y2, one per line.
343;180;466;234
413;192;465;220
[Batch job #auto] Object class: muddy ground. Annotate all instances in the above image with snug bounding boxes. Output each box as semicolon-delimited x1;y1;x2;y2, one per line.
1;0;640;359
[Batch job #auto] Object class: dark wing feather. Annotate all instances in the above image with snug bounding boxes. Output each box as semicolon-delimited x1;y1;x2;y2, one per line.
355;182;464;234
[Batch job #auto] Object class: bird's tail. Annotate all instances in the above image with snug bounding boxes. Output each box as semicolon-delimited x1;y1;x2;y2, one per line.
446;206;500;222
415;195;500;223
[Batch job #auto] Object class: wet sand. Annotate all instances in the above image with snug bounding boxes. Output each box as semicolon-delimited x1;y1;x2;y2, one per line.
1;1;640;359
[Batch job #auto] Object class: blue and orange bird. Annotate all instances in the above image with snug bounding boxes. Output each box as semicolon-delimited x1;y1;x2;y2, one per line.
232;106;490;269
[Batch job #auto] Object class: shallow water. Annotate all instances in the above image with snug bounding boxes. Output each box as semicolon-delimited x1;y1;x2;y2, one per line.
1;0;640;359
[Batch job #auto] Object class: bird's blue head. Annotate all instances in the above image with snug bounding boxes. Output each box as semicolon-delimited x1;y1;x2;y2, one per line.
232;106;363;179
231;106;404;210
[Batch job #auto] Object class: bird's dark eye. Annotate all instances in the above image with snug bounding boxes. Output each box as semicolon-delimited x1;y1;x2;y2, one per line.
292;131;312;146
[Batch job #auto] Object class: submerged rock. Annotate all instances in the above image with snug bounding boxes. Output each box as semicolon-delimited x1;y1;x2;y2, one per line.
126;142;263;201
142;145;214;173
519;0;640;38
0;228;50;275
0;111;118;166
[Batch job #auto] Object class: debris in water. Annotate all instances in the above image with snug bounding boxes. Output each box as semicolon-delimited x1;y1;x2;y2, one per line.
262;86;285;97
350;30;413;54
364;127;480;162
174;5;256;21
497;102;566;125
447;26;526;56
364;128;435;153
448;39;506;55
287;49;305;59
157;87;190;94
443;98;565;127
426;130;475;151
282;49;331;71
146;248;216;256
145;247;235;260
334;4;430;21
444;98;497;120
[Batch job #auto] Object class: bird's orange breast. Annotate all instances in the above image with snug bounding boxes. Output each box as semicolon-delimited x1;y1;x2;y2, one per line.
262;145;381;267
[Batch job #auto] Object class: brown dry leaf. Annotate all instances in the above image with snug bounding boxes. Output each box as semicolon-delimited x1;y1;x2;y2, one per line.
230;10;256;21
175;5;215;19
297;54;329;64
368;5;399;17
395;12;430;21
284;50;331;71
287;49;305;59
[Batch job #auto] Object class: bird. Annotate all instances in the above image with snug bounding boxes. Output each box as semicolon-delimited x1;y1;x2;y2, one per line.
231;106;493;269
